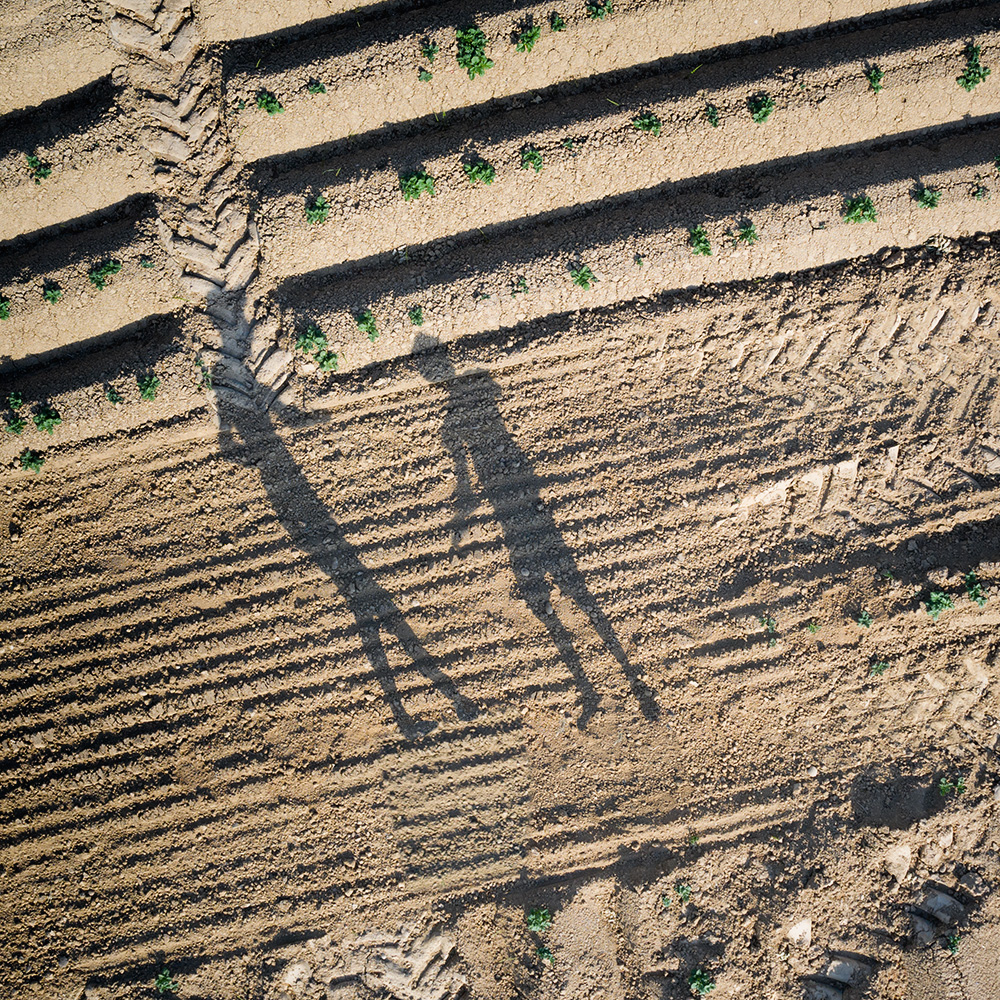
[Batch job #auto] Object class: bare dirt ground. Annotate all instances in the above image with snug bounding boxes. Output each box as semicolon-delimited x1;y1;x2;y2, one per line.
2;2;999;999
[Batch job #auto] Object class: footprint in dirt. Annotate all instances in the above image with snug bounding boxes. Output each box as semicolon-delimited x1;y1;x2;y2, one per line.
849;767;947;829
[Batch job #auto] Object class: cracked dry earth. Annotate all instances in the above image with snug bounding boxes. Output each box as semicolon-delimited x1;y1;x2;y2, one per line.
2;1;1000;999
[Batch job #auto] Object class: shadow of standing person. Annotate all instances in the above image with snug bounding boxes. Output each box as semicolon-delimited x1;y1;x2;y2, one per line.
411;334;659;726
217;398;480;740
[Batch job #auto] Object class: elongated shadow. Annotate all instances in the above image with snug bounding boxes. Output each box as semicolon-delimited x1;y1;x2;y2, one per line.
412;334;658;725
216;398;479;740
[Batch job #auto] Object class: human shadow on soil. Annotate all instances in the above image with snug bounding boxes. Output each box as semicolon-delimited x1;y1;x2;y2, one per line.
411;333;658;726
218;400;479;740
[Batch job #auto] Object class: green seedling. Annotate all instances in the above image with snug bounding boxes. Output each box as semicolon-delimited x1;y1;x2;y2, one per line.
516;25;541;53
421;39;439;62
43;284;62;304
570;264;597;289
973;182;989;200
6;391;24;413
33;405;61;435
733;221;759;246
857;609;873;628
463;157;496;185
957;43;990;92
562;137;578;154
843;195;877;223
945;932;961;955
194;356;213;390
632;111;662;136
138;374;160;401
704;103;720;127
456;25;493;79
356;309;379;341
26;153;52;184
5;417;26;435
526;907;552;932
520;146;543;172
965;571;987;606
89;259;122;290
879;568;896;581
305;194;330;224
19;448;44;473
512;276;529;296
585;0;613;20
550;11;567;31
408;305;425;326
870;660;889;676
154;968;180;994
864;64;885;93
314;349;337;372
759;614;778;646
634;253;645;266
938;776;965;796
296;325;327;353
139;256;156;268
418;68;433;82
916;185;941;209
676;883;692;901
688;969;715;996
306;79;326;94
925;591;954;620
400;169;435;201
748;93;775;123
806;620;820;634
0;296;9;320
688;833;700;845
105;387;124;406
256;89;284;114
536;945;554;965
689;225;712;256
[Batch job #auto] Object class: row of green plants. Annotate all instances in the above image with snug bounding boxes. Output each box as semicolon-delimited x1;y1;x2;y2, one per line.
0;257;157;321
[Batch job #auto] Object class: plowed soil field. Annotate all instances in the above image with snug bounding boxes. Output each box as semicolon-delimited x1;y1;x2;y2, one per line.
2;2;1000;999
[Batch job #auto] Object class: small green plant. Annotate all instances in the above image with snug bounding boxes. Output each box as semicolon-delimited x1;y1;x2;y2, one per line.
421;39;440;62
688;833;700;845
879;568;896;581
870;660;889;676
570;264;597;289
105;386;124;406
689;225;712;256
89;260;122;290
925;591;954;620
516;24;542;53
748;93;775;123
938;776;965;796
857;609;873;628
806;620;820;634
314;349;338;372
562;137;578;154
957;43;990;92
0;296;9;320
456;25;493;79
675;883;692;901
512;276;529;296
965;571;987;606
19;448;44;473
43;283;63;304
418;68;433;82
154;968;180;994
733;221;758;246
634;253;645;266
400;169;436;201
294;324;337;370
138;374;160;401
973;182;989;200
520;146;544;172
356;309;379;342
842;195;877;223
549;11;567;31
916;185;941;209
194;356;213;390
408;305;424;326
632;111;662;136
945;932;961;955
306;79;326;94
139;256;156;268
5;417;26;435
26;153;52;184
585;0;613;19
759;614;777;646
256;89;284;114
688;969;715;996
33;405;62;435
864;64;885;93
305;194;330;224
463;157;496;185
527;907;552;931
704;103;720;127
536;945;554;965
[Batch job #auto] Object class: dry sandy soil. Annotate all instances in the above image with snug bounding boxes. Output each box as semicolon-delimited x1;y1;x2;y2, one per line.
2;1;1000;999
